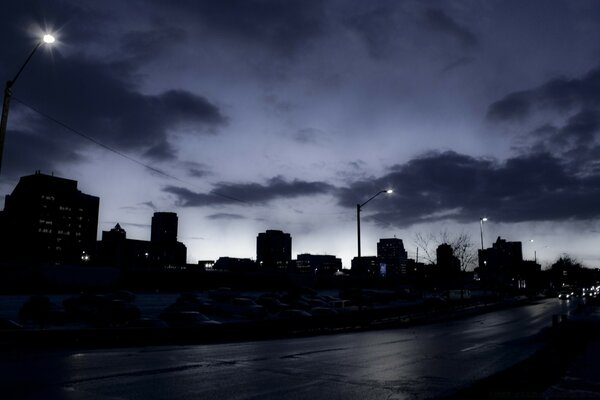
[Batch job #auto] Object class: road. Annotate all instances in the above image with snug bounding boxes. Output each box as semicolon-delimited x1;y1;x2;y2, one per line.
0;298;579;400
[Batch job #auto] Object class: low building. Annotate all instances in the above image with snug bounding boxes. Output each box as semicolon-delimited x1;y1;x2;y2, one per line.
97;212;187;269
295;254;342;275
213;257;257;272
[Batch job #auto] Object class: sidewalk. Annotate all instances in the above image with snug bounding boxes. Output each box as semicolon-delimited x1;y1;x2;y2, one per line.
446;302;600;399
543;305;600;399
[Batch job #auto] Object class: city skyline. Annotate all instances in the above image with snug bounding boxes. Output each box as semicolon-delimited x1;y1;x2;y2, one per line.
2;1;600;268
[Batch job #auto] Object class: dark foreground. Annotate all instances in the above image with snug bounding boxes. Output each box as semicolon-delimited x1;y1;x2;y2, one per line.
1;298;592;400
448;306;600;399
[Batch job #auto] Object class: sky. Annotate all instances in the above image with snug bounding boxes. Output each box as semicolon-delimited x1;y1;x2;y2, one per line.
2;0;600;269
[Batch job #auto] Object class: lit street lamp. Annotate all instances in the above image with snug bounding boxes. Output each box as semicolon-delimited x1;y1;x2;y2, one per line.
479;217;488;251
356;189;393;258
0;33;55;173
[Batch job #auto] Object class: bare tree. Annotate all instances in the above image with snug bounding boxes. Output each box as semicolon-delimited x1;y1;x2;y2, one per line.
413;230;477;271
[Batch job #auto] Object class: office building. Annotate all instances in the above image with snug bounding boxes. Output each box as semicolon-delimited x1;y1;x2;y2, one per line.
257;229;292;268
377;238;408;276
296;254;342;275
0;171;99;264
151;212;178;243
98;212;187;268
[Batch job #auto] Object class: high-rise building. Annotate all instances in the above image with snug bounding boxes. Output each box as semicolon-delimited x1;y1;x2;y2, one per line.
151;212;178;243
377;238;408;275
436;243;461;276
477;236;524;287
478;236;523;270
150;212;186;267
0;171;99;264
256;229;292;268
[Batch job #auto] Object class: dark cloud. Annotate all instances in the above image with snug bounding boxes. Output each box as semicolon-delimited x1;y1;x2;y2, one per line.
163;0;326;56
487;67;600;121
181;161;211;179
424;8;479;49
441;56;474;73
143;140;177;161
5;54;226;177
164;176;335;207
206;213;246;220
292;128;322;144
0;1;227;181
335;150;600;226
489;67;600;178
487;91;532;121
2;127;83;178
557;109;600;147
121;26;187;62
347;6;402;59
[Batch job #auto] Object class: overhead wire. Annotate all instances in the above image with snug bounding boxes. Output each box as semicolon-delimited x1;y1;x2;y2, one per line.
12;97;247;204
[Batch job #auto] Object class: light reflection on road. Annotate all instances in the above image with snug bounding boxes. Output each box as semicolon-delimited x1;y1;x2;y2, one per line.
1;298;582;400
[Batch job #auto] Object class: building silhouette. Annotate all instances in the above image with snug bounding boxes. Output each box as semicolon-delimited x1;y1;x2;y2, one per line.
0;171;99;264
98;212;186;268
213;257;257;272
256;229;291;268
477;236;524;288
151;212;178;243
377;238;408;276
149;212;186;267
98;223;151;268
295;254;342;275
436;243;461;275
351;256;380;277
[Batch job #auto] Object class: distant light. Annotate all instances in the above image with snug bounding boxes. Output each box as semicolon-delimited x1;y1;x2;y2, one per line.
481;217;488;222
43;34;55;44
386;189;393;194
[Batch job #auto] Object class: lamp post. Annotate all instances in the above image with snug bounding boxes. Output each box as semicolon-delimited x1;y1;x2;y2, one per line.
0;34;55;174
479;217;487;251
356;189;393;258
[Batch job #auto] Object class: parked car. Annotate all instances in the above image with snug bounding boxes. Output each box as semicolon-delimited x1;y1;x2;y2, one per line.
0;319;23;330
270;309;312;321
124;317;169;329
159;311;221;328
217;298;267;319
256;296;289;313
19;295;68;324
63;294;140;327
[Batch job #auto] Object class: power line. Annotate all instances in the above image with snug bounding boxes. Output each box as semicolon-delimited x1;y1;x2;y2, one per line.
12;97;247;204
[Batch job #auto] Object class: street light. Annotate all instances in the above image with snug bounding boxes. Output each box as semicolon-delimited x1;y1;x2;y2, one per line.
356;189;393;258
479;217;488;251
0;33;55;173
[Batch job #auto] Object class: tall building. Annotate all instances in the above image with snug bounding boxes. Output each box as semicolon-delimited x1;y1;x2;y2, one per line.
477;236;524;288
377;238;408;276
256;229;292;268
151;212;178;243
150;212;186;267
0;171;99;264
436;243;461;280
478;236;523;270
